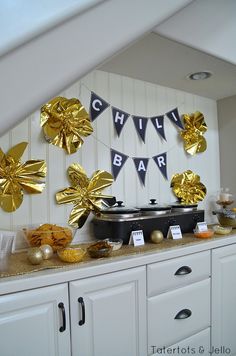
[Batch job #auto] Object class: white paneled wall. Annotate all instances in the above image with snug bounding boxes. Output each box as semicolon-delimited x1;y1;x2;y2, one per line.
0;70;220;243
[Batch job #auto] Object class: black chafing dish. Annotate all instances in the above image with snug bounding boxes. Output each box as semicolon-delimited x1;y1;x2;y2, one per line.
92;199;204;244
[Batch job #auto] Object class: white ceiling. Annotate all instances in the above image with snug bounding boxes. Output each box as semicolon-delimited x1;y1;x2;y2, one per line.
155;0;236;66
100;0;236;100
100;32;236;100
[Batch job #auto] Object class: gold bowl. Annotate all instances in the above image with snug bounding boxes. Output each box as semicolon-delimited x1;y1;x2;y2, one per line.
57;247;86;263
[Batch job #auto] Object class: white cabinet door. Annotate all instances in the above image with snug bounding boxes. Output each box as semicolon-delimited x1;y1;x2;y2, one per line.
212;244;236;355
0;283;71;356
70;266;147;356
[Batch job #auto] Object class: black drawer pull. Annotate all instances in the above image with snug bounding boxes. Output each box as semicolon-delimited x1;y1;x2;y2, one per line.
175;309;192;320
78;297;85;325
58;302;66;332
175;266;192;275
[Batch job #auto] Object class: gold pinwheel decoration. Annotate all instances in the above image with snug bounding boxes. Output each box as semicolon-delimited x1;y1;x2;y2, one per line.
56;163;114;228
0;142;47;212
170;170;206;204
41;96;93;154
180;111;207;155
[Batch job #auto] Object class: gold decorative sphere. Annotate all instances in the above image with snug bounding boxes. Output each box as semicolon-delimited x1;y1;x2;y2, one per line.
27;247;43;265
40;244;54;259
150;230;164;244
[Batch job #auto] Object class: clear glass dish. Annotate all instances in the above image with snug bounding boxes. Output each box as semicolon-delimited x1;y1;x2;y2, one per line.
57;247;85;263
193;229;214;239
104;238;123;251
22;223;74;252
213;225;232;235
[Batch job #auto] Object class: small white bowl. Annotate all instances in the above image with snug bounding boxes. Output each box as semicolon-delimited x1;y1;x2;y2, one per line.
104;238;123;251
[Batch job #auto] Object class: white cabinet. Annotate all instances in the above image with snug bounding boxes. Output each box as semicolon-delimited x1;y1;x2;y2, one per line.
0;283;71;356
212;244;236;355
147;251;211;355
69;266;147;356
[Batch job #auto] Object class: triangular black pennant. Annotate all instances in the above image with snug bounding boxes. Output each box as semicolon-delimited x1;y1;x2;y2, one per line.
132;116;148;143
111;149;128;180
133;158;149;186
111;107;130;136
150;115;166;141
153;152;168;180
166;108;184;130
89;92;109;122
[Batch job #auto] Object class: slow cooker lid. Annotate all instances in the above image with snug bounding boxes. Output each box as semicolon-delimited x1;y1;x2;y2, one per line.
171;202;198;208
100;201;140;214
139;199;171;211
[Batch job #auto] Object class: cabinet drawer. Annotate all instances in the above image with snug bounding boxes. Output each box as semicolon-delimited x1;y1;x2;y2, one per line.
149;328;210;355
147;251;210;296
148;279;210;349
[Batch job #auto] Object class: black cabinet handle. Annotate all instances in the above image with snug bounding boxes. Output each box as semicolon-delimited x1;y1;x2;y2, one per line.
58;302;66;332
78;297;85;326
174;309;192;320
175;266;192;275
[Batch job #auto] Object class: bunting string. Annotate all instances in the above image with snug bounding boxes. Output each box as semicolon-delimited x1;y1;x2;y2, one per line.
79;84;185;186
91;134;179;186
80;84;184;143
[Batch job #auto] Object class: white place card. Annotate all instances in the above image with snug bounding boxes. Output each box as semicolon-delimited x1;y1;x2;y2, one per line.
167;225;182;240
196;222;208;232
129;230;145;246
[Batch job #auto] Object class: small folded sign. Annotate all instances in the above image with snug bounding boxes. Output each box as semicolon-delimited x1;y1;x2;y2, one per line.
167;225;182;240
195;222;208;232
129;230;145;246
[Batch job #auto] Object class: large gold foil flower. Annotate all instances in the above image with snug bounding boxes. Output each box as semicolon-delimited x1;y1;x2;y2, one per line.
0;142;47;212
41;96;93;154
170;170;206;204
56;164;113;228
180;112;207;155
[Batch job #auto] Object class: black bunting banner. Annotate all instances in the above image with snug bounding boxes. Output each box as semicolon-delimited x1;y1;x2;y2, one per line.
152;153;168;180
133;158;149;186
90;92;110;122
166;107;184;130
110;149;168;184
88;91;186;140
111;149;128;180
150;115;166;141
132;116;148;143
111;107;130;136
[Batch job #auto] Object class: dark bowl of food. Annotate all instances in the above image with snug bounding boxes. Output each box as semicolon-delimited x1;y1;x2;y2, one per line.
87;240;112;258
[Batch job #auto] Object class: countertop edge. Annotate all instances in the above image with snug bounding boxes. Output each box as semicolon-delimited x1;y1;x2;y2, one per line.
1;233;236;295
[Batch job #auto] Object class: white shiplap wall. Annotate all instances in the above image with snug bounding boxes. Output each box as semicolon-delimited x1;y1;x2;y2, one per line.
0;70;220;243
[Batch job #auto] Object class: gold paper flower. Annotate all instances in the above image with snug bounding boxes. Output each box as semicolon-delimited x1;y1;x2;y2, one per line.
0;142;47;212
180;112;207;155
41;96;93;154
56;164;113;228
170;170;206;204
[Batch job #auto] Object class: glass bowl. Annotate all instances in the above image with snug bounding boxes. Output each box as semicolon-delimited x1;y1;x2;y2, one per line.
22;224;74;252
57;247;86;263
213;225;232;235
87;240;112;258
104;238;123;251
193;229;214;239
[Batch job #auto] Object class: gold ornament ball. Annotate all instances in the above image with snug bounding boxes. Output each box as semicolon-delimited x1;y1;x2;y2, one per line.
27;247;43;265
40;244;54;259
150;230;164;244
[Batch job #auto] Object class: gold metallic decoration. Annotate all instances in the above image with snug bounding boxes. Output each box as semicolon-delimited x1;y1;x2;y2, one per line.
180;111;207;155
27;247;43;265
171;170;206;204
39;244;54;260
0;142;47;212
41;96;93;154
150;230;164;244
56;163;114;228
